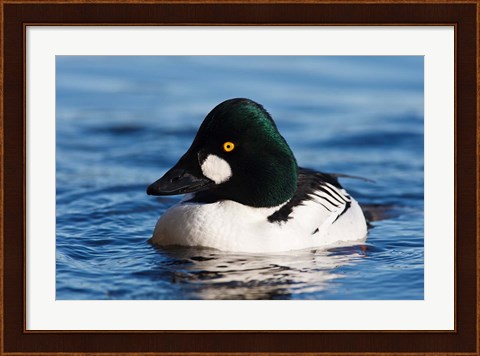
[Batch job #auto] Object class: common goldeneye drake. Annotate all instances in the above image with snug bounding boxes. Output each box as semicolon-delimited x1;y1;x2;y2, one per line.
147;98;368;253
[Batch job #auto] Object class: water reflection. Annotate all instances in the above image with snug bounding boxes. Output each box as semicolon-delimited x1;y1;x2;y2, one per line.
153;245;370;300
56;56;424;300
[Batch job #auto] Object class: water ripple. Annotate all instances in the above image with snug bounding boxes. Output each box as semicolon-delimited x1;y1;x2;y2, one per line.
56;56;424;300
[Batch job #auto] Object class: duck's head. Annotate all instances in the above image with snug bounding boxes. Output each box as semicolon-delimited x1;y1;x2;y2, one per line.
147;98;298;208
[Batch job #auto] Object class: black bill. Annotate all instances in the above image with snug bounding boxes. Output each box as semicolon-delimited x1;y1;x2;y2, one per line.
147;166;214;196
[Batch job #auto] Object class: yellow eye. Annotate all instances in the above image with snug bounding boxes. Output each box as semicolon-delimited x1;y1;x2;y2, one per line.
223;141;235;152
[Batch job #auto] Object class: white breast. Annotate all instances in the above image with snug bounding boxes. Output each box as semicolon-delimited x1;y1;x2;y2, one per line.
150;194;367;253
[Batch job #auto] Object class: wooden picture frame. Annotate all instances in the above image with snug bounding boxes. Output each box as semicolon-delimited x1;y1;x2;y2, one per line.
1;1;478;354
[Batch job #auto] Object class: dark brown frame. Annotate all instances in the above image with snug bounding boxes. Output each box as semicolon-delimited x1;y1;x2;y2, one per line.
1;1;478;354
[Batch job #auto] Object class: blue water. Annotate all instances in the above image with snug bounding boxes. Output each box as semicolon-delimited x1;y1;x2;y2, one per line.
56;56;424;300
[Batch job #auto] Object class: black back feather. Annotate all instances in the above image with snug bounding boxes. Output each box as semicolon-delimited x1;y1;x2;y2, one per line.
267;167;349;223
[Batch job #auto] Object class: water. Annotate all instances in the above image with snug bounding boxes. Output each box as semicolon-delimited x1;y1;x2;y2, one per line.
56;56;424;300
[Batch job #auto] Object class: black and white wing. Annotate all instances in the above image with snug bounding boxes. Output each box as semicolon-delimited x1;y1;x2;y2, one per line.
268;167;355;235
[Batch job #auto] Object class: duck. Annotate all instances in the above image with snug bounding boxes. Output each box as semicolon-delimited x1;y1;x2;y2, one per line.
147;98;368;253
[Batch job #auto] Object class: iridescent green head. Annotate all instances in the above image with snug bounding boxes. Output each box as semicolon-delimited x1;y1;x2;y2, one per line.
147;98;298;208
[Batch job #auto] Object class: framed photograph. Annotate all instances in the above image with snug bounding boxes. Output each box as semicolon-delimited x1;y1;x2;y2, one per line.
2;1;478;354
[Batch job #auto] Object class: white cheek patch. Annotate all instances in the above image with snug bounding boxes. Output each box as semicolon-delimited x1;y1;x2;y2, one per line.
200;154;232;184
